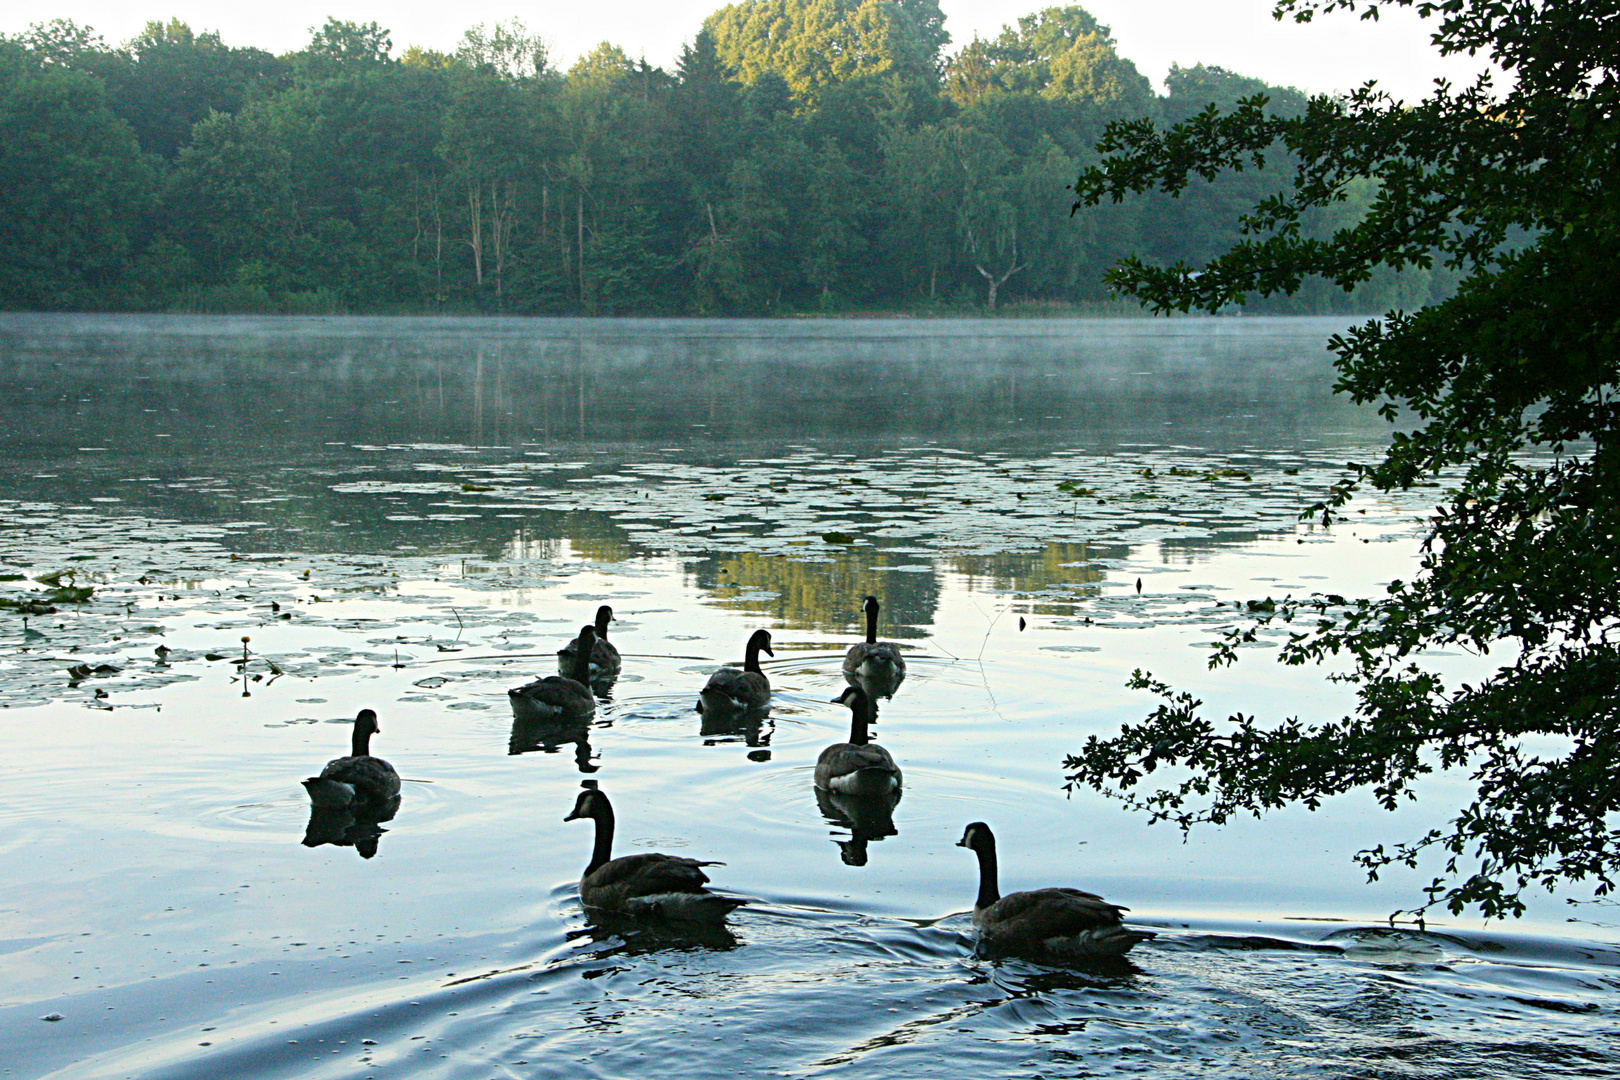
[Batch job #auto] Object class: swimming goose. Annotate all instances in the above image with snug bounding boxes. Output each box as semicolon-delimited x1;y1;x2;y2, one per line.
557;605;621;678
956;821;1153;958
563;784;746;922
843;596;906;692
509;625;598;722
815;686;902;796
302;708;401;808
696;629;773;716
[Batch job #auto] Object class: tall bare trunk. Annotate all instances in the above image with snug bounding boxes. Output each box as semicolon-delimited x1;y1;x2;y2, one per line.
576;190;586;309
465;181;485;287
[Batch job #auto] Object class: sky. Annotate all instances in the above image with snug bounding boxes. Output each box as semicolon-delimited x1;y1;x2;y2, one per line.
1;0;1496;101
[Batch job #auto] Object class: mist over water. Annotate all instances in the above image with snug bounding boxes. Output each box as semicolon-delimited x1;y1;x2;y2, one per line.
3;314;1615;1079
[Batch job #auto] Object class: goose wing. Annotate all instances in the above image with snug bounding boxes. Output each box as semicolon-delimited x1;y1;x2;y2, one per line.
843;642;906;674
981;887;1127;937
587;853;718;898
816;742;896;774
700;668;769;709
509;674;594;720
316;754;401;802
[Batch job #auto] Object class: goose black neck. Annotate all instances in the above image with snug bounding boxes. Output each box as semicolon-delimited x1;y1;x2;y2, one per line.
351;723;372;758
569;634;594;684
744;637;764;674
974;836;1001;910
594;608;611;639
865;603;878;645
846;696;874;745
586;803;616;876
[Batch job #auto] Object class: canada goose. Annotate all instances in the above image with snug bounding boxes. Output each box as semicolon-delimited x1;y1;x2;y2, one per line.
302;708;401;808
843;596;906;695
563;784;747;922
956;821;1153;958
509;625;598;722
696;629;773;716
557;605;621;678
815;686;902;796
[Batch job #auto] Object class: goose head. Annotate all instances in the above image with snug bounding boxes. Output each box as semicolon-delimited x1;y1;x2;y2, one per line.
564;783;612;823
594;605;614;635
956;821;995;854
831;685;868;709
863;595;880;618
830;685;875;742
743;629;774;671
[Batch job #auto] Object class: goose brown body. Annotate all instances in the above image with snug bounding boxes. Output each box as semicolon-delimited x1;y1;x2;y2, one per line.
815;686;902;796
697;629;773;716
510;625;598;721
957;821;1152;958
842;596;906;681
557;605;621;677
564;786;746;922
303;709;401;808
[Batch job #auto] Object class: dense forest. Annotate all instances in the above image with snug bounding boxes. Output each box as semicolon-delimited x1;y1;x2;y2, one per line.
0;4;1456;316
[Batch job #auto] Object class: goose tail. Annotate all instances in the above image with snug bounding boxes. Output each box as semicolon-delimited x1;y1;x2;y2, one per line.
302;777;357;808
828;767;902;797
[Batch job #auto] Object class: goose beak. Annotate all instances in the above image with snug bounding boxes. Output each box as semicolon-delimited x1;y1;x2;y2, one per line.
955;837;968;848
563;809;581;822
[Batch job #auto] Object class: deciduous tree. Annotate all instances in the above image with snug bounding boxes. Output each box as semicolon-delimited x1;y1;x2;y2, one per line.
1066;0;1620;919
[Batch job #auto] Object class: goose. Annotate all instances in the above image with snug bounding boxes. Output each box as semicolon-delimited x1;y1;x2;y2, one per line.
956;821;1153;958
843;596;906;690
509;625;598;722
563;784;747;922
815;686;902;796
557;605;621;678
696;629;773;716
302;708;401;808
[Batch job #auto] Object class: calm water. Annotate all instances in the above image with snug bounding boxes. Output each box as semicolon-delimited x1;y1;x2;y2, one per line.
2;314;1615;1080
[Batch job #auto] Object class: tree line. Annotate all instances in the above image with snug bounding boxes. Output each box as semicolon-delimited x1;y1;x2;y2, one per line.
0;4;1456;316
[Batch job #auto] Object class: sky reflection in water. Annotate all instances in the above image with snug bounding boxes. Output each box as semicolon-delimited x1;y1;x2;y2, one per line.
1;314;1615;1079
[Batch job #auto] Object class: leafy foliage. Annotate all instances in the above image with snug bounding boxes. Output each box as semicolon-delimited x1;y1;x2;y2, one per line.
1067;0;1620;919
2;5;1452;316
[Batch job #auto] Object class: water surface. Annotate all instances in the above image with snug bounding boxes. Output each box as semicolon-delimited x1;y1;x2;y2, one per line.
2;314;1615;1080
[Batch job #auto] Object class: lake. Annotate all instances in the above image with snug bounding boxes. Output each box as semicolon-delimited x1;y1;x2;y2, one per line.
2;313;1615;1079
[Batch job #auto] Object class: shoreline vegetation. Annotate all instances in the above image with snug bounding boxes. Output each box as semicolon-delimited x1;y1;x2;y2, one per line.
3;3;1459;319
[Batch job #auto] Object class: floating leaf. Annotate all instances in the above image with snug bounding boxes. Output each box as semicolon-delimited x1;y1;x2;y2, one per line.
821;531;855;544
703;494;727;501
461;483;494;492
0;597;56;615
45;586;93;604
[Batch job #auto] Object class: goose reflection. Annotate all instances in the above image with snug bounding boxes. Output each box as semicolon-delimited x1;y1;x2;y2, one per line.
301;796;399;860
844;665;905;701
815;786;901;866
565;909;741;954
699;706;774;754
509;715;600;773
